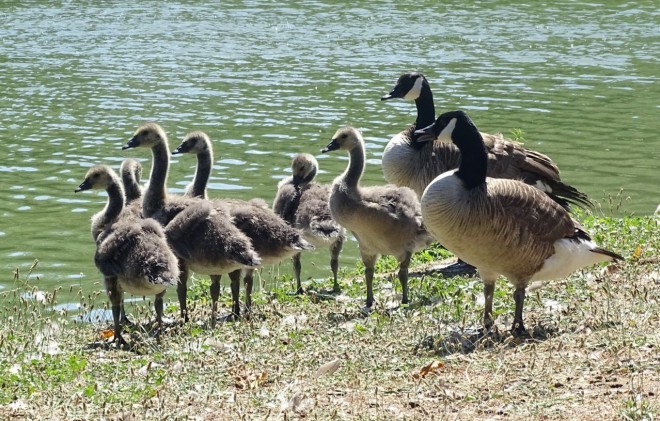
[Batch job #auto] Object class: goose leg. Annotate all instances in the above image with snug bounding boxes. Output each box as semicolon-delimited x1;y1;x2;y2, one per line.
154;291;165;342
398;252;412;305
106;277;127;348
120;303;133;327
229;269;242;320
292;253;303;294
362;253;378;309
483;282;495;332
209;274;222;328
512;286;527;336
330;238;343;293
244;269;254;318
177;262;189;322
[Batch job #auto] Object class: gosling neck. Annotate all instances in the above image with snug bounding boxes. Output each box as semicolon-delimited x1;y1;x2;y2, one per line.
342;141;365;190
143;140;170;218
121;171;141;203
453;123;488;190
103;177;125;223
190;147;213;199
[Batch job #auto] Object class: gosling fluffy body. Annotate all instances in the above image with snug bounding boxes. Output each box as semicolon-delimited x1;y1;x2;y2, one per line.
322;126;433;307
123;124;262;322
273;153;345;293
172;131;313;318
75;164;179;347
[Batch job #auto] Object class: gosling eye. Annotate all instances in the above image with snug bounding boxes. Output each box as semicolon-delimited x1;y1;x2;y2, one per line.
341;134;348;139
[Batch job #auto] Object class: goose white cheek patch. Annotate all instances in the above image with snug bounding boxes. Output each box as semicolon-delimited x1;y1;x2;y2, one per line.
403;77;424;100
437;118;457;142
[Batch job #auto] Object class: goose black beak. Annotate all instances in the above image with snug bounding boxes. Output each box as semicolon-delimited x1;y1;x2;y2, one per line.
122;136;139;150
74;179;92;193
413;125;437;143
321;139;340;153
172;143;189;155
380;92;394;101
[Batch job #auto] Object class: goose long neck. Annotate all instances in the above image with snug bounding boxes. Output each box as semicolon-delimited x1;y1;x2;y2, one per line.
414;81;436;129
144;141;169;218
454;125;488;189
190;148;212;199
343;142;365;189
103;179;125;223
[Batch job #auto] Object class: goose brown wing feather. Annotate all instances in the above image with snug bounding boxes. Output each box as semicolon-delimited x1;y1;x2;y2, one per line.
483;133;561;183
486;179;576;243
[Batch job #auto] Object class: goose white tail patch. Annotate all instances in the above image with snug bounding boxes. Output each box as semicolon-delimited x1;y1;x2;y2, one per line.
531;238;615;281
534;180;552;193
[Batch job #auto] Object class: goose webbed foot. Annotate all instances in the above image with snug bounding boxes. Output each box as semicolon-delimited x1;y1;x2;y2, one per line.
286;286;305;296
331;282;341;294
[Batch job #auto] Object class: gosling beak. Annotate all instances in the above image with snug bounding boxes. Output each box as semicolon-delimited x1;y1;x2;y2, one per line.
292;175;303;187
321;139;340;153
122;136;139;150
172;146;182;155
75;179;92;193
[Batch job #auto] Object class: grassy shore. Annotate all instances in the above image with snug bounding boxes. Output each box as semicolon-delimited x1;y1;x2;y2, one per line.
0;212;658;420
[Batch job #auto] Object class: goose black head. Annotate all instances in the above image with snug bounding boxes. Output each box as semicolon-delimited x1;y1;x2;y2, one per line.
381;72;427;101
414;110;474;144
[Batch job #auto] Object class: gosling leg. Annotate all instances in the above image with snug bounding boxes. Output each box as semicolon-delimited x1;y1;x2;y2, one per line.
361;253;378;309
106;277;127;348
244;269;254;318
330;237;343;293
177;262;189;322
292;253;303;294
154;291;165;342
229;269;242;320
209;274;222;328
398;252;412;305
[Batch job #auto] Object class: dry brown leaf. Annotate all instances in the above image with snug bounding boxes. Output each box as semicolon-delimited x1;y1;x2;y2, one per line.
632;245;643;260
98;329;114;340
412;360;444;379
230;366;268;390
315;358;341;378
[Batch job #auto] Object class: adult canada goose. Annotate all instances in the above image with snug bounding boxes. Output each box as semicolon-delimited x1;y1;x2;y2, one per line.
75;165;180;347
381;72;591;210
122;123;262;323
415;110;623;335
172;131;315;318
322;126;434;308
273;153;346;294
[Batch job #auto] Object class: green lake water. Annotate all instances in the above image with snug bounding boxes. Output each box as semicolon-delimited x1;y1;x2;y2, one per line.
0;1;658;311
